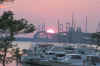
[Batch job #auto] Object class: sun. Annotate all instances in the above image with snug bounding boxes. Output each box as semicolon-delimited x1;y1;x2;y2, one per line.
46;29;55;34
0;5;6;8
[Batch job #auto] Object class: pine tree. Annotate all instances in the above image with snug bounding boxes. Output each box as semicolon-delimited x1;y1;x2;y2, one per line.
0;11;35;66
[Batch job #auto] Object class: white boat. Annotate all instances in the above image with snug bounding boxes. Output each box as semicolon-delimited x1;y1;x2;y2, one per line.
64;54;84;65
46;51;84;66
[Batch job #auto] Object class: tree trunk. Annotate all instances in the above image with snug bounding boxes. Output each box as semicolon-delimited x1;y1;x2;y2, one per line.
16;57;19;66
2;48;7;66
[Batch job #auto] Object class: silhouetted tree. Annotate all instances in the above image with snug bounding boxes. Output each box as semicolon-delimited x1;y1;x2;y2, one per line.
0;11;35;66
0;0;14;4
11;48;23;66
91;32;100;51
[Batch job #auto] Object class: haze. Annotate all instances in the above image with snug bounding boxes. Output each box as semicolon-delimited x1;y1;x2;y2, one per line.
0;0;100;33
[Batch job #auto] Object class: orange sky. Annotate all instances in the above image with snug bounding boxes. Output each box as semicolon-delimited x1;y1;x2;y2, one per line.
0;0;100;33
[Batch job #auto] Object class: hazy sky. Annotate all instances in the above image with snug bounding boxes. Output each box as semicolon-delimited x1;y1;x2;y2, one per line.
1;0;100;33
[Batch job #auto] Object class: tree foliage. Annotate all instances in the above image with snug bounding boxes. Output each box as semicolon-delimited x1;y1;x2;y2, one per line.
11;48;23;66
0;0;14;4
91;32;100;51
92;32;100;45
0;11;35;66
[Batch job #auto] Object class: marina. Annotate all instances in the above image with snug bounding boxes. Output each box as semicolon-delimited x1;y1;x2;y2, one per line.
0;0;100;66
21;43;100;66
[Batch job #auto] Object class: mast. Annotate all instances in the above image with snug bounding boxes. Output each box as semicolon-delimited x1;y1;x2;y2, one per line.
58;24;63;32
57;19;60;33
72;13;74;28
43;23;46;32
66;23;70;32
85;16;88;33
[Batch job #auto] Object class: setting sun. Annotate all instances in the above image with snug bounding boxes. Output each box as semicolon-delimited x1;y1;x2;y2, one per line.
0;5;6;8
46;29;55;34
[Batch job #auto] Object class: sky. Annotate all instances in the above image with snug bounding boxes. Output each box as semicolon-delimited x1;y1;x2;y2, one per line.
0;0;100;34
